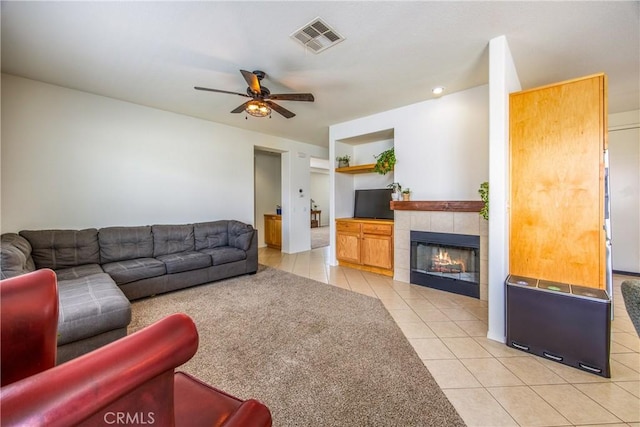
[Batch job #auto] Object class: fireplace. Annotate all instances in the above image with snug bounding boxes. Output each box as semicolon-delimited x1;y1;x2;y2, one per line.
410;231;480;298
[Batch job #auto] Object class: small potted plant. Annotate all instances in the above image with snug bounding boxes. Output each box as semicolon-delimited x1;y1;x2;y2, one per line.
387;182;402;200
402;188;411;201
373;148;395;175
336;155;351;168
478;181;489;220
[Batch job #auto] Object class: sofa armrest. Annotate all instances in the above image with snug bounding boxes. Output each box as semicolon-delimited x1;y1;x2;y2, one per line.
1;269;58;386
245;232;258;274
227;221;255;251
1;313;198;427
222;399;273;427
0;233;36;279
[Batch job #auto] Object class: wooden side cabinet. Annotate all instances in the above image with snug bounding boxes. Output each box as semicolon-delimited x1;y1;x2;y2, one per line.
336;218;394;276
336;220;361;264
509;73;607;289
264;214;282;250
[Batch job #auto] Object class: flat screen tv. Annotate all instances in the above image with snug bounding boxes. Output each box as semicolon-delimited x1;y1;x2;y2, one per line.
354;188;394;219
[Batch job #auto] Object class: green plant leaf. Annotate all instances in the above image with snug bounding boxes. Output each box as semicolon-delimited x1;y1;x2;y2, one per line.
478;181;489;220
373;148;395;175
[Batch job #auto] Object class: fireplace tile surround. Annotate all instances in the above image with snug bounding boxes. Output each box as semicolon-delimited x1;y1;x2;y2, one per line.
393;209;488;301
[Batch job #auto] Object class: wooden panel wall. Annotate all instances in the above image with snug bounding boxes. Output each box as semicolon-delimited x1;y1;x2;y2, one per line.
509;74;606;288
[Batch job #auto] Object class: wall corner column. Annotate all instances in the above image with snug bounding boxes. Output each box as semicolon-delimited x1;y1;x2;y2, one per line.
487;35;521;343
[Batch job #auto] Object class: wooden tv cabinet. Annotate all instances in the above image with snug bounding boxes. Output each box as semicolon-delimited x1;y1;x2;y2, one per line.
336;218;394;277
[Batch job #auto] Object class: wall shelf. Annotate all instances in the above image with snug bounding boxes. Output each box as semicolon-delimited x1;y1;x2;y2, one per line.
335;163;377;174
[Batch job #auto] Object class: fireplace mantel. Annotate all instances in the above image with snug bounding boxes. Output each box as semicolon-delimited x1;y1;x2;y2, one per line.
390;201;484;212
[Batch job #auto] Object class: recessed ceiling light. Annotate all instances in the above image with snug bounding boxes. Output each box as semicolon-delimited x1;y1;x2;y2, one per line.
432;86;445;95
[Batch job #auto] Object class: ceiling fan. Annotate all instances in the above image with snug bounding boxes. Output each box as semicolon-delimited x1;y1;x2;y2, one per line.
194;70;314;119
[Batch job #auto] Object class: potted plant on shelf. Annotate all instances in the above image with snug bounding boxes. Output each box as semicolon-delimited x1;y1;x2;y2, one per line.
387;182;402;201
402;188;411;201
336;155;351;168
373;148;395;175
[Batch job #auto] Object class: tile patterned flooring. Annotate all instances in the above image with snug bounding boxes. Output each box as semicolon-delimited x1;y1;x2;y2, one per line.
259;246;640;427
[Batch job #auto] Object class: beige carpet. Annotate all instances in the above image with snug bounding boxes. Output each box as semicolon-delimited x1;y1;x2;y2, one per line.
310;225;329;249
129;266;465;426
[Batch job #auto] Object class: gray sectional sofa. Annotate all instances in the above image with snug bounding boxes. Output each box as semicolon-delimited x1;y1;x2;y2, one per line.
1;220;258;363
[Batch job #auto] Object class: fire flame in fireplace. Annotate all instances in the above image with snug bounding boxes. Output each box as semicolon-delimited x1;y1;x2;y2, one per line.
431;249;466;273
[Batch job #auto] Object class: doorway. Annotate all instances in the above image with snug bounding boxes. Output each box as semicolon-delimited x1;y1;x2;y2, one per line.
310;157;330;249
254;148;282;249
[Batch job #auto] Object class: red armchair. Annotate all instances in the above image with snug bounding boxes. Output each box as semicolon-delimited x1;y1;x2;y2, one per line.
0;270;272;427
1;269;59;386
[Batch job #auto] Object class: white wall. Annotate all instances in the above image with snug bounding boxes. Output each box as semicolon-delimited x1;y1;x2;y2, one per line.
1;74;328;245
609;110;640;274
397;89;489;201
487;35;521;343
329;84;489;264
331;86;488;200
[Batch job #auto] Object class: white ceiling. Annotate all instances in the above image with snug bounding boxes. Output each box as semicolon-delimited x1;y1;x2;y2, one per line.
2;1;638;147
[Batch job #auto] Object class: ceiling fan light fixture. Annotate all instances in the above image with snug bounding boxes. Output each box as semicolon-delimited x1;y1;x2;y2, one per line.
195;69;311;119
246;100;271;117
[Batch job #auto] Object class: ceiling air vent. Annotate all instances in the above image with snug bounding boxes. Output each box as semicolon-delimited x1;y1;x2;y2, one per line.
290;17;344;54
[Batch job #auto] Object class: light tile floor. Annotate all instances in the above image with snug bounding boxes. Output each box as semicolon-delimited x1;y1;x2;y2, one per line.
259;246;640;427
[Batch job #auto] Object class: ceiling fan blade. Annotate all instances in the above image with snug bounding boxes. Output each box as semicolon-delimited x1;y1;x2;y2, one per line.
231;101;252;114
266;101;295;119
194;86;250;97
240;70;261;94
268;93;315;102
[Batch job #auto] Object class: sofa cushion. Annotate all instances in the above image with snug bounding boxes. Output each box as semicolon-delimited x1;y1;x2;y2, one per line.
0;233;36;279
194;221;228;251
228;221;255;251
57;273;131;345
101;258;166;285
99;226;154;263
152;224;195;257
156;251;212;274
55;264;104;281
19;229;100;270
199;247;247;266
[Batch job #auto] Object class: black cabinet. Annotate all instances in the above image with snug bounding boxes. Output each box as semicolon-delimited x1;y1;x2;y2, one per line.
506;275;611;377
